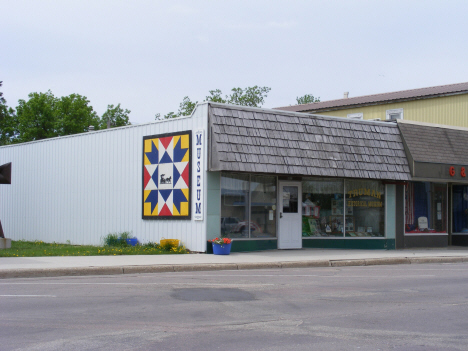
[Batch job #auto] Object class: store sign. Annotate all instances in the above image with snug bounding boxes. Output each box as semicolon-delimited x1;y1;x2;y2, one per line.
347;188;383;208
347;200;383;208
449;166;466;178
347;188;382;199
193;130;204;221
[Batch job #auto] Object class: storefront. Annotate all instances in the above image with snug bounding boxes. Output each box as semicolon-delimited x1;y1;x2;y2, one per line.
398;120;468;248
209;104;410;251
2;102;467;252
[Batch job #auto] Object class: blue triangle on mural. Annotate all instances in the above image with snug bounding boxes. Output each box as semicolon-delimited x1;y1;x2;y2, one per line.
159;151;173;164
146;190;159;213
145;142;159;164
151;165;158;185
173;138;187;163
173;189;188;213
159;189;172;202
173;164;181;185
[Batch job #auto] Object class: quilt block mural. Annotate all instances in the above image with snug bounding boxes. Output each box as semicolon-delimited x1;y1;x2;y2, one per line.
142;131;191;219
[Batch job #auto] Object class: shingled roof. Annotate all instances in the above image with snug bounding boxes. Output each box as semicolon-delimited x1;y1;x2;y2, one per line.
398;120;468;165
275;82;468;113
208;103;411;181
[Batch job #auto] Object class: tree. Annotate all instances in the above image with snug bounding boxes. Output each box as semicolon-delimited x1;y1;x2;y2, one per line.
15;90;104;143
156;86;271;120
56;94;100;135
155;96;198;121
0;81;18;145
16;90;58;142
225;86;271;107
100;103;131;129
296;94;320;105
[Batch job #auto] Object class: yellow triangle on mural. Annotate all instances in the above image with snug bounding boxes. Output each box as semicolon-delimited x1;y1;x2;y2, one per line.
180;202;188;216
172;204;180;216
182;188;189;201
144;190;151;202
144;154;151;165
152;204;159;216
145;139;153;153
173;135;180;147
181;134;189;149
144;202;152;216
181;150;189;162
153;139;159;150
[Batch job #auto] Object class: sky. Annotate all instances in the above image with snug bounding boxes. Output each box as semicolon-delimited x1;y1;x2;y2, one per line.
1;0;468;125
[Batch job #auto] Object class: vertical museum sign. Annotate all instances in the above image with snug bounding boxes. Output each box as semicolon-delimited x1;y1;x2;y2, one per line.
193;130;204;221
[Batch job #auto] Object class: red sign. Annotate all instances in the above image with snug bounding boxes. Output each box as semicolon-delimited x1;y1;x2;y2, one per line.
449;166;467;177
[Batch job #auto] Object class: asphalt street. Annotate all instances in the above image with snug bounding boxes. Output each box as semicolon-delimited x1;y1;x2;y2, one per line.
1;262;468;351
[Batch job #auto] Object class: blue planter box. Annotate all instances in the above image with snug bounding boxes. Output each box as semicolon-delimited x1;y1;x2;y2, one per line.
125;238;138;246
212;242;231;255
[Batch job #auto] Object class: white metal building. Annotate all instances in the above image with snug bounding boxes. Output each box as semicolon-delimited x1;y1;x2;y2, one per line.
0;104;209;252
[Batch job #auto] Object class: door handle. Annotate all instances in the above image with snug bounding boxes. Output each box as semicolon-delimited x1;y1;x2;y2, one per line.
280;212;283;218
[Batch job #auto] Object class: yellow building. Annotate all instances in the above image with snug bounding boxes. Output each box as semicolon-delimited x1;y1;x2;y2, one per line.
275;82;468;127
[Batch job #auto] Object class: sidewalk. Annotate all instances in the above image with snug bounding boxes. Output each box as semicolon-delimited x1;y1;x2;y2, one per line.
2;247;468;279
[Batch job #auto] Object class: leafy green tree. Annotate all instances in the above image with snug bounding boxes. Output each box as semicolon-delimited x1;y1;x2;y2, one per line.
0;81;18;145
155;96;198;121
15;90;104;143
100;103;131;129
296;94;320;105
16;90;58;142
56;94;100;135
178;96;198;117
156;86;271;120
204;89;225;103
205;86;271;107
226;86;271;107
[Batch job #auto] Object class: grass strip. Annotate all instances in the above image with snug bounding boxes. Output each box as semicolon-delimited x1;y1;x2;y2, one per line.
0;240;188;257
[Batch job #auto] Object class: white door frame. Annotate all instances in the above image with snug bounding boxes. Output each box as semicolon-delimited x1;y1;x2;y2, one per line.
277;181;302;249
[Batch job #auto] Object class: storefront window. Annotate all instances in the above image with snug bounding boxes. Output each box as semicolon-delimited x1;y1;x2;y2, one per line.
221;173;249;238
302;179;344;237
345;180;385;237
250;175;277;238
405;182;447;233
221;173;277;239
452;185;468;234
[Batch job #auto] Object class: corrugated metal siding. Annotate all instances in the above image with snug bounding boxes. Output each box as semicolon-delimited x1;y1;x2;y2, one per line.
0;104;208;252
316;94;468;127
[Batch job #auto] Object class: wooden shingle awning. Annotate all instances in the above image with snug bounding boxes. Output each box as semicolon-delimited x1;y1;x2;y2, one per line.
208;103;411;181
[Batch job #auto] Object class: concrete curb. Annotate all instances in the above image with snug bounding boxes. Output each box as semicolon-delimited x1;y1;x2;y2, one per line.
1;256;468;279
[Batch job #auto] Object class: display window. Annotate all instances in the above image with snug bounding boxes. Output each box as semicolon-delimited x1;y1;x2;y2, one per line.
250;175;277;238
452;185;468;234
221;173;277;239
302;179;344;237
221;173;250;238
405;182;447;234
344;180;385;237
221;173;387;240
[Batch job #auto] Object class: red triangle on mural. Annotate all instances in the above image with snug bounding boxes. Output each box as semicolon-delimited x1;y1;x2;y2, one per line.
159;203;172;216
181;163;189;187
159;136;172;149
144;167;151;188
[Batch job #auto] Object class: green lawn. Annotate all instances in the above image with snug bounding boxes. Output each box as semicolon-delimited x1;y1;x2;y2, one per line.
0;240;188;257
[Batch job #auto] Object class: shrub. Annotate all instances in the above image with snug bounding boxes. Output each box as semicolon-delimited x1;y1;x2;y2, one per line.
103;231;133;247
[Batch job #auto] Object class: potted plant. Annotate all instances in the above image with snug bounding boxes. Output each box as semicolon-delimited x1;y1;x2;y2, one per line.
211;237;232;255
